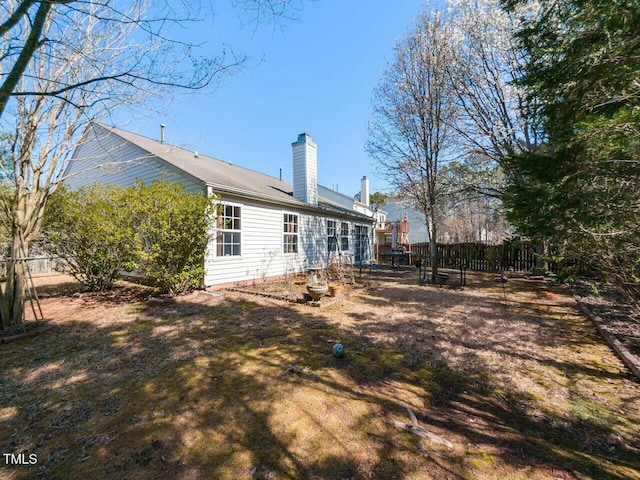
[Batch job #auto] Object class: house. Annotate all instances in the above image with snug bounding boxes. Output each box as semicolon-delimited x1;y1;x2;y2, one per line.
64;123;376;288
374;213;411;262
322;176;394;257
319;177;389;231
381;200;427;244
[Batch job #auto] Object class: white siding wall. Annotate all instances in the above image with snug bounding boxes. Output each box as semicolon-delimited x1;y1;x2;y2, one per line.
316;185;354;210
65;126;374;287
65;126;203;192
353;202;375;216
204;196;374;287
205;198;304;286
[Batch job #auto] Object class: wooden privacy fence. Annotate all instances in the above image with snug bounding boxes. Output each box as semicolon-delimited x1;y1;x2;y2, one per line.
0;256;65;279
410;242;547;273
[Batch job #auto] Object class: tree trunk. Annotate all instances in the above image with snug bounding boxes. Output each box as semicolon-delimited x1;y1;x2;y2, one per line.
429;219;438;282
534;239;549;274
1;232;27;332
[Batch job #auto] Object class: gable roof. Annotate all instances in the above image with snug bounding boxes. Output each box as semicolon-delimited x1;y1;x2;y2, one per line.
93;123;373;222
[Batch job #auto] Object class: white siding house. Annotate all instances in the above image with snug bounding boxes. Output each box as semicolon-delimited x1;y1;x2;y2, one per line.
65;124;375;288
65;124;203;192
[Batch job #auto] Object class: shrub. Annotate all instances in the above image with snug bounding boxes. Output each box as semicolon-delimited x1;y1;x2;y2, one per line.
45;180;217;295
126;179;217;295
44;185;137;291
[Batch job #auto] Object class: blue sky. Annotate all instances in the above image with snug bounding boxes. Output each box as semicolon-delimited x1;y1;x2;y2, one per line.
114;0;427;197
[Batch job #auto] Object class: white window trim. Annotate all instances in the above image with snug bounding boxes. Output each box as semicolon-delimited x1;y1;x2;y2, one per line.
354;223;370;262
214;201;243;259
327;219;338;252
340;221;350;252
282;211;299;254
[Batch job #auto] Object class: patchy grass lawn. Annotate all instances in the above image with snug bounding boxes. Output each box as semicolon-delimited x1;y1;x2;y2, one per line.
1;268;639;480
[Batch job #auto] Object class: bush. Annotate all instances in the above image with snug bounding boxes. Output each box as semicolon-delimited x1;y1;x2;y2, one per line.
44;185;138;291
45;180;217;295
127;179;217;295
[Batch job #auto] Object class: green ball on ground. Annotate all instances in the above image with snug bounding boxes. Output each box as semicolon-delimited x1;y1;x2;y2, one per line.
332;343;345;358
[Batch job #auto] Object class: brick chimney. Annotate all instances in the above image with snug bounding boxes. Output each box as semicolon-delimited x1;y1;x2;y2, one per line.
292;133;318;205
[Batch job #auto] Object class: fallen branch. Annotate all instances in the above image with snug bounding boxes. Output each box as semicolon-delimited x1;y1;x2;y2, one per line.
391;404;454;449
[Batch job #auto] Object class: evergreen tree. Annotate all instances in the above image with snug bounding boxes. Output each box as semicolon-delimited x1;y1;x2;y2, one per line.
503;0;640;295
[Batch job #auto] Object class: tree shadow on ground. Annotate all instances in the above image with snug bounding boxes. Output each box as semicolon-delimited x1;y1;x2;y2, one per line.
342;267;640;478
2;293;460;479
1;273;639;480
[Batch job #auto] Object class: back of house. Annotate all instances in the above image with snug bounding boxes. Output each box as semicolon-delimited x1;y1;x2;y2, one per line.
64;124;376;288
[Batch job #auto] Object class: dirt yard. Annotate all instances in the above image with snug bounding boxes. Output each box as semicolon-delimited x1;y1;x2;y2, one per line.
1;268;639;480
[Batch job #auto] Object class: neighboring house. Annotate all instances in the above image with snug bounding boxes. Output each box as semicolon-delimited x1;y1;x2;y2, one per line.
374;213;410;251
64;123;376;288
382;200;428;244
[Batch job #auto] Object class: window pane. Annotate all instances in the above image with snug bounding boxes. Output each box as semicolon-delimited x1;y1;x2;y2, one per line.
217;206;242;256
284;234;298;253
283;214;298;253
354;225;369;261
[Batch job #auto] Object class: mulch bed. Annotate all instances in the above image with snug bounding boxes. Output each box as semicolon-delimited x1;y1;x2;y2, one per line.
225;279;365;307
573;283;640;375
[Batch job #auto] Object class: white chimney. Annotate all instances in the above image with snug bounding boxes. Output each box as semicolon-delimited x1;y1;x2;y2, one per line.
361;175;370;206
292;133;318;205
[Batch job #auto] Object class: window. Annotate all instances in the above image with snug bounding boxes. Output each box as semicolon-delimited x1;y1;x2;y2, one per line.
355;225;369;262
341;222;349;251
327;220;337;252
283;213;298;253
217;204;241;256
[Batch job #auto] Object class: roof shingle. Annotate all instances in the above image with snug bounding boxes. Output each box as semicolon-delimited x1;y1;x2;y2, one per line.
99;124;372;221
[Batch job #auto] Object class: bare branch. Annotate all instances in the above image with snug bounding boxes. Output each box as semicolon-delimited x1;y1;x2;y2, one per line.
367;8;457;278
0;0;300;329
0;1;52;118
0;0;37;37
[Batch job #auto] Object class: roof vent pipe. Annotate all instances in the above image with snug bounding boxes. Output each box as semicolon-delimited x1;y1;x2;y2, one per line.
160;124;165;144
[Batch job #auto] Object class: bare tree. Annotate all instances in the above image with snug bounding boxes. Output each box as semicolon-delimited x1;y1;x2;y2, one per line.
375;0;539;254
367;9;457;281
1;1;230;120
0;0;297;332
437;188;507;244
444;0;542;198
